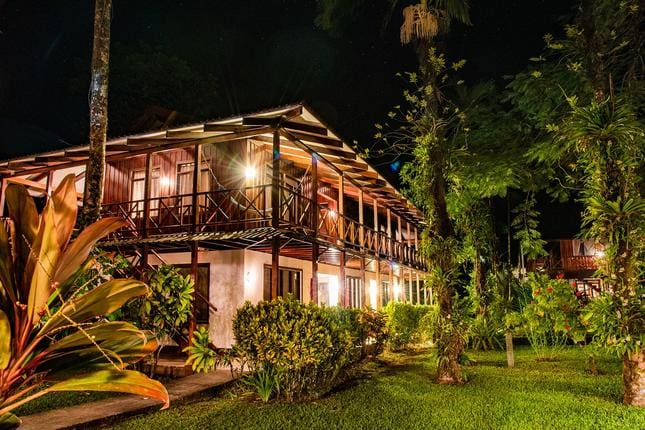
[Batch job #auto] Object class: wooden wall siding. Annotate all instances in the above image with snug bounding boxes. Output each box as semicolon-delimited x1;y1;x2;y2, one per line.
104;154;146;204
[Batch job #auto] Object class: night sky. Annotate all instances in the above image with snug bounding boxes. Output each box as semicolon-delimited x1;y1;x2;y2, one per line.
0;0;580;235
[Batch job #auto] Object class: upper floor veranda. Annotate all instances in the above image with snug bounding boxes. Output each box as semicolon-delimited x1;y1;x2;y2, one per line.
0;104;427;270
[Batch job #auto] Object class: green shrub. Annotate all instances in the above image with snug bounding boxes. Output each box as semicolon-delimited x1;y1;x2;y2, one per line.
468;315;504;351
521;274;584;360
327;307;388;358
232;297;380;401
383;302;436;351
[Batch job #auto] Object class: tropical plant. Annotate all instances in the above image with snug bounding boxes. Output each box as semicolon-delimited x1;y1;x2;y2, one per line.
468;315;503;351
521;274;584;361
134;264;194;375
383;302;434;351
184;327;217;374
0;175;168;428
241;365;279;403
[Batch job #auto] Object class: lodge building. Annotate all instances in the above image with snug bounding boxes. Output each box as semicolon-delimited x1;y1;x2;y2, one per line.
0;104;430;347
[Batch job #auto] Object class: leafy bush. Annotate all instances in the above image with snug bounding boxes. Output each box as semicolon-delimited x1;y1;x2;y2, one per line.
383;302;435;351
233;297;353;401
468;315;504;351
521;274;584;360
184;327;217;374
328;307;388;358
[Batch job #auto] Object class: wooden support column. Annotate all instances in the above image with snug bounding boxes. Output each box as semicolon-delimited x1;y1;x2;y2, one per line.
45;170;54;196
416;271;421;305
271;129;281;299
0;178;6;217
189;241;199;346
338;173;347;306
417;272;423;304
191;143;201;234
386;207;392;258
408;268;413;304
373;199;381;306
358;189;365;307
141;152;153;268
310;155;318;304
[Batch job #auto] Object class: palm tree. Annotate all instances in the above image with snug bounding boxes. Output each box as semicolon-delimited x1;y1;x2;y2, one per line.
81;0;112;227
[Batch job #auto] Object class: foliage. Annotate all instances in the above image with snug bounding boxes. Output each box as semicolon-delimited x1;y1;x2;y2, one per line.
468;315;503;351
0;175;168;427
521;274;584;360
241;364;279;403
328;307;388;358
184;327;217;374
382;302;435;351
140;264;194;341
511;194;547;261
583;292;644;359
231;297;382;402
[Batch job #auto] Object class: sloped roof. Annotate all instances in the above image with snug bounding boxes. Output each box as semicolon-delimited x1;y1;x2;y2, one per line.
0;103;424;225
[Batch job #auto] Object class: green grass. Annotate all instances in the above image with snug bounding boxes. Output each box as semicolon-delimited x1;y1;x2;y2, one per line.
14;390;117;416
109;347;643;430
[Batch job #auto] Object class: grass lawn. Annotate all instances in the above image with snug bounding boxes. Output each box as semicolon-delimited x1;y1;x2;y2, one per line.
107;346;643;430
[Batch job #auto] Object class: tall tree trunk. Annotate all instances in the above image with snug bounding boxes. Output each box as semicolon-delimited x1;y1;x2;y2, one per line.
81;0;112;227
623;351;645;406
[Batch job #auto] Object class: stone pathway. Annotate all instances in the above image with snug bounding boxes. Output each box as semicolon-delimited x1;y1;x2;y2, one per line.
19;369;235;430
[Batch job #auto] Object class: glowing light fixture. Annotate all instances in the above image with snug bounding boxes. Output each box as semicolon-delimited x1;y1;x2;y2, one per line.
328;209;337;218
393;282;402;301
159;176;171;188
369;280;378;309
328;275;339;306
244;165;257;180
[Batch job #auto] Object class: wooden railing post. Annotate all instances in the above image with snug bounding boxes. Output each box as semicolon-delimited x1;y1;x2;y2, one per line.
271;129;281;300
311;154;318;304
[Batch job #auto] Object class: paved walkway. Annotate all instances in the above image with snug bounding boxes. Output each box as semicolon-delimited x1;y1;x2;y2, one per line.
19;369;235;430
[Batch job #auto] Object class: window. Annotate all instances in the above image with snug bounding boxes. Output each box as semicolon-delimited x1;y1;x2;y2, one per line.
130;168;160;217
263;266;302;301
176;162;210;207
347;276;362;308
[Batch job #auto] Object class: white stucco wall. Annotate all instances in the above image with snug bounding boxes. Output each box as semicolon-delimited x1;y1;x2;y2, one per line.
148;249;383;348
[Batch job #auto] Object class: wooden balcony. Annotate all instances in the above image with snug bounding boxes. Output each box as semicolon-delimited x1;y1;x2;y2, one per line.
100;185;426;270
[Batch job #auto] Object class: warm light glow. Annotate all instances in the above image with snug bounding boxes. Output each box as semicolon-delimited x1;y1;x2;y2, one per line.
328;275;339;306
369;280;378;309
159;176;171;188
595;249;605;258
244;165;257;180
328;209;337;218
393;282;402;301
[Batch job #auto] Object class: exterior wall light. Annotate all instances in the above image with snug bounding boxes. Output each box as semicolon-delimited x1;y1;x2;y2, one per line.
244;165;257;180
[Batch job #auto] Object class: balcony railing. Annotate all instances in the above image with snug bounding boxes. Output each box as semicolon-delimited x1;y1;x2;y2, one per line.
100;185;426;269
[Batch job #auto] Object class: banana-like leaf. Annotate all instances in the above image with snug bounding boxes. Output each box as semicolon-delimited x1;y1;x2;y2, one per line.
41;322;158;371
0;310;10;369
0;412;20;430
26;202;61;326
5;184;38;300
0;222;15;307
38;279;147;336
46;370;169;409
53;217;127;287
50;174;78;250
45;321;146;352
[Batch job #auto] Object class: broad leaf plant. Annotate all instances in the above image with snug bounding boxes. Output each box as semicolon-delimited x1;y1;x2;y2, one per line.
0;175;169;428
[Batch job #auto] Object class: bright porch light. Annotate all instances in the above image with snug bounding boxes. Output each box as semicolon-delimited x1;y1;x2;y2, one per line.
244;165;257;180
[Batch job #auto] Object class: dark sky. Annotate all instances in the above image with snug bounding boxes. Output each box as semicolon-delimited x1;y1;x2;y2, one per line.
0;0;573;155
0;0;579;235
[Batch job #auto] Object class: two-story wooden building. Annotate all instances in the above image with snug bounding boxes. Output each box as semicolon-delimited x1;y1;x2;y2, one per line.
0;104;429;347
